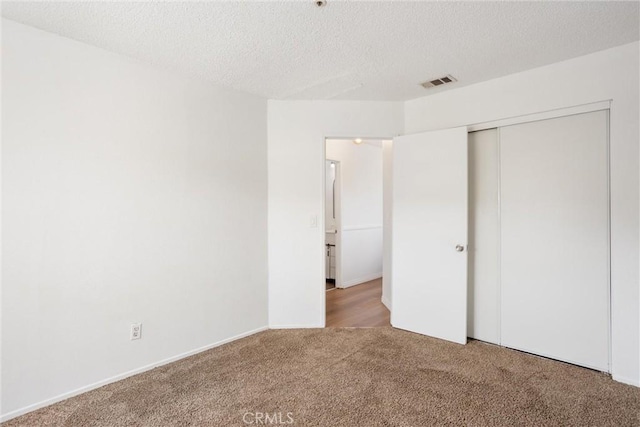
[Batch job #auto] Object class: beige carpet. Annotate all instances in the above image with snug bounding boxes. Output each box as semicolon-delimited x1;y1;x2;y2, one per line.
4;328;639;426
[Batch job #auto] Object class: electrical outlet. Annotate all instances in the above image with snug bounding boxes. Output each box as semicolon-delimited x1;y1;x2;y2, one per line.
130;323;142;340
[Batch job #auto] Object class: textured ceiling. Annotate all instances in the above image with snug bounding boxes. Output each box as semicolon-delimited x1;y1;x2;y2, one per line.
2;1;639;101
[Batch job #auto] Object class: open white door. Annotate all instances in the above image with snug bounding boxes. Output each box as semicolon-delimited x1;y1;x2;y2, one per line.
391;127;468;344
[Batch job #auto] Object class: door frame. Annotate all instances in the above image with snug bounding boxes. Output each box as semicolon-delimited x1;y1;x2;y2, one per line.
466;100;611;132
325;159;342;289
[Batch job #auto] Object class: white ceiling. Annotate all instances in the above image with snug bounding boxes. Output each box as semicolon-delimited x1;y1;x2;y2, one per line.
2;1;638;101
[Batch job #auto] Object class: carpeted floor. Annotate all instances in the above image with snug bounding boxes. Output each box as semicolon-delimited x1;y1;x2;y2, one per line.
4;328;640;426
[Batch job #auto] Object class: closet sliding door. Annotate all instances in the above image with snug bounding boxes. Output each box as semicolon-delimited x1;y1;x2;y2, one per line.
500;110;609;372
468;129;500;345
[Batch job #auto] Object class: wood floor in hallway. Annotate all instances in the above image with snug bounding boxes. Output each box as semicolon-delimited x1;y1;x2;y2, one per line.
325;278;390;327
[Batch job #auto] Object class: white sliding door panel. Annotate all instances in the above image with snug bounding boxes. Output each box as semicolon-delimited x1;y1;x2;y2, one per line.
500;111;609;371
391;127;468;345
468;129;500;344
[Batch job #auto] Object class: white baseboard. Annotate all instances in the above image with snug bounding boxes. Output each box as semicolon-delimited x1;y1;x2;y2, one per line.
612;374;640;387
340;272;383;288
381;294;391;311
269;324;324;329
0;326;269;423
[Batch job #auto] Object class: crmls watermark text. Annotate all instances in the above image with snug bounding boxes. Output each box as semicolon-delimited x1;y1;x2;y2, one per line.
242;412;295;425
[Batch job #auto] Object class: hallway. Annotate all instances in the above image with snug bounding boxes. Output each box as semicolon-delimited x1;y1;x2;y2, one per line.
325;278;390;327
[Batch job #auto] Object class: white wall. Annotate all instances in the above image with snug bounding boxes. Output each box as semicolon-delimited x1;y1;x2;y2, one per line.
1;19;268;419
326;140;383;288
268;101;403;328
405;41;640;386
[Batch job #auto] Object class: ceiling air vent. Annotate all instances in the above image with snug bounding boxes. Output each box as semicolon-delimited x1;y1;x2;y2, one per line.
421;75;457;89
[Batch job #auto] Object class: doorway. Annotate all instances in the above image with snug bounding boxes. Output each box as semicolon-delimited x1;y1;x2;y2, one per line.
324;137;391;327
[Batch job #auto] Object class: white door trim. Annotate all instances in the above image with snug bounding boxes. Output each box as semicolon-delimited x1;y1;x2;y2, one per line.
467;100;611;133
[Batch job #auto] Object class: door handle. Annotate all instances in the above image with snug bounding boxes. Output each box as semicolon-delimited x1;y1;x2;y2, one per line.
455;244;465;252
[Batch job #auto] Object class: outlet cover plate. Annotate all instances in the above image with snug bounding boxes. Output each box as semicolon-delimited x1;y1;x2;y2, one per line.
130;323;142;340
